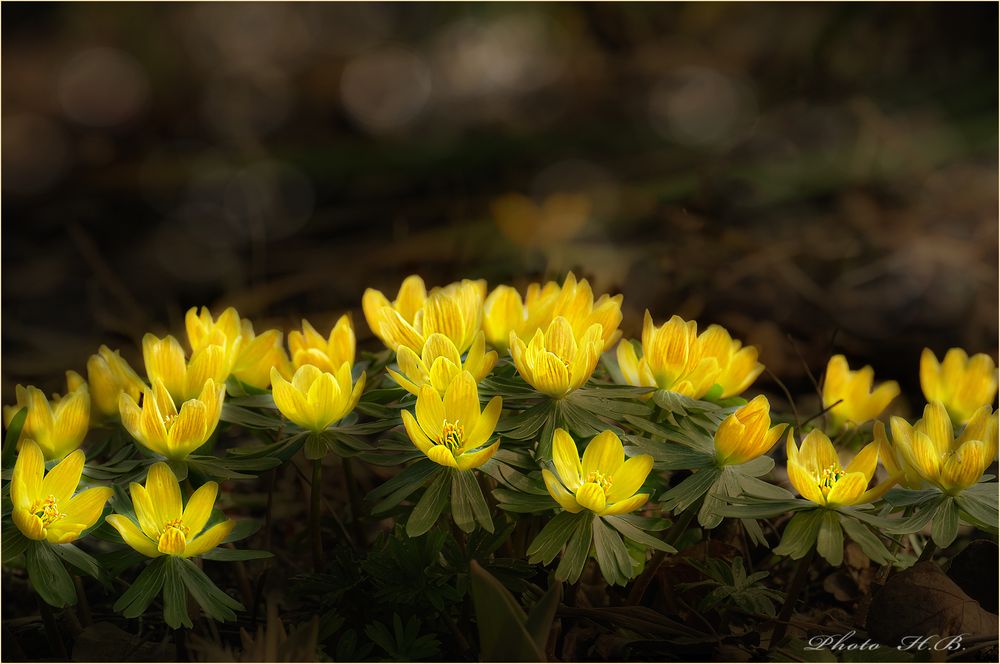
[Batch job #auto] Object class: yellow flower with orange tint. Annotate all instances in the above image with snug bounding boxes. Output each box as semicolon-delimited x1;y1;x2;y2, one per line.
549;272;623;352
106;463;234;558
389;332;496;396
542;429;653;516
509;317;604;399
821;355;900;429
713;395;787;466
11;441;112;543
697;325;764;399
185;306;291;390
119;379;225;460
920;348;998;425
231;321;291;390
4;375;90;461
270;365;365;433
144;333;233;403
86;346;146;421
616;312;719;398
288;315;355;373
785;430;895;507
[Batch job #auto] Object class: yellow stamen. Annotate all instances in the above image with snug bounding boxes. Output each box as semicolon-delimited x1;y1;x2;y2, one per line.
817;463;845;496
31;495;65;527
585;470;613;492
438;419;465;451
162;517;190;538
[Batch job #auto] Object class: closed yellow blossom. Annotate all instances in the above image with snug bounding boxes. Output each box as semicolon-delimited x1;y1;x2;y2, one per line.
549;272;623;352
714;395;787;466
11;441;112;543
270;364;365;432
86;346;146;421
785;430;895;507
119;379;225;460
616;312;719;398
288;315;355;373
889;402;997;494
873;420;925;490
4;375;90;461
402;371;502;470
144;333;233;403
363;276;486;354
509;317;604;399
389;332;497;396
697;325;764;398
920;348;998;425
483;285;527;352
542;429;653;516
106;463;234;558
821;355;900;428
231;321;291;389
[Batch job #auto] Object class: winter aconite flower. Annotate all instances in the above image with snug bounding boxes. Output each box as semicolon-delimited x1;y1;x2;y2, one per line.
119;379;225;460
548;272;623;352
696;325;764;399
888;402;998;494
821;355;900;429
106;463;234;558
388;332;497;396
401;371;502;470
3;375;90;461
616;313;719;398
509;317;604;399
270;364;365;433
920;348;998;426
11;441;112;543
785;430;895;507
363;276;486;354
288;316;355;373
185;306;290;390
86;346;146;422
542;429;653;515
144;333;234;403
713;395;787;466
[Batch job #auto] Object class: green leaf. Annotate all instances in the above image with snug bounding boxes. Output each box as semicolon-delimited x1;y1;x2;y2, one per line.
304;433;328;460
604;516;676;553
816;511;844;566
625;435;716;471
497;401;554;440
555;511;593;583
736;455;775;478
493;488;559;514
839;514;893;565
2;524;30;563
736;472;793;500
773;509;823;560
200;548;273;561
469;560;545;662
176;557;243;622
661;467;722;514
451;470;493;534
930;497;959;548
884;487;943;508
51;543;107;583
114;557;167;618
527;511;585;565
956;492;999;530
25;541;77;607
524;578;562;652
220;403;281;429
2;407;27;468
715;495;816;519
367;459;441;514
406;470;450;537
162;557;192;629
591;516;633;586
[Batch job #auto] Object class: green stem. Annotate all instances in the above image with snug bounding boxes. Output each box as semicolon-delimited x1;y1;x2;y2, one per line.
772;546;816;645
876;505;913;584
341;457;366;547
310;459;324;572
917;538;937;563
36;597;68;660
627;503;698;605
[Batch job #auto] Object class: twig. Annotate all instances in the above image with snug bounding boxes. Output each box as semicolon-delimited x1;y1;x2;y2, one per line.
310;459;324;572
341;457;367;547
765;368;801;429
771;546;816;645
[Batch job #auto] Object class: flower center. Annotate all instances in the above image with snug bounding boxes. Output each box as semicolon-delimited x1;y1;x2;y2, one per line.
818;463;845;495
161;517;190;538
31;495;64;527
438;420;465;451
162;413;177;428
585;470;613;492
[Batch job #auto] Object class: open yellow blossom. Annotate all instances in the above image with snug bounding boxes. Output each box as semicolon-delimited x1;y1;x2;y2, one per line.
86;346;146;421
509;317;604;399
144;333;233;403
231;320;291;389
119;379;225;460
920;348;998;425
714;395;787;466
4;375;90;461
542;429;653;516
11;441;112;543
617;312;719;398
785;430;896;507
363;276;486;354
697;325;764;398
389;332;497;396
821;355;900;428
888;402;997;494
106;463;234;558
549;272;623;352
270;364;365;432
288;315;355;373
401;371;502;470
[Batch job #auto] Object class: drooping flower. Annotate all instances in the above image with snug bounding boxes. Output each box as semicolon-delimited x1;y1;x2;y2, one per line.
920;348;998;425
713;395;787;466
288;315;355;373
86;346;146;421
785;430;895;507
388;332;497;396
401;371;502;470
270;364;365;433
616;312;719;398
144;333;233;403
509;317;604;399
11;441;112;543
542;429;653;516
119;379;225;460
106;463;234;558
4;374;90;461
696;325;764;399
888;402;997;494
821;355;900;428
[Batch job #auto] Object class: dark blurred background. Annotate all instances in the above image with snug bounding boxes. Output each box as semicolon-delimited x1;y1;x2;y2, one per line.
3;2;997;415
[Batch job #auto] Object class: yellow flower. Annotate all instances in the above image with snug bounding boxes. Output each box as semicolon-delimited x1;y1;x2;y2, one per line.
549;272;623;352
785;430;895;507
119;379;225;460
185;306;291;390
920;348;998;425
106;463;234;558
231;321;291;390
270;364;365;432
288;315;356;373
616;312;719;398
11;441;112;543
86;345;146;421
483;285;528;352
542;429;653;516
697;325;764;398
389;332;497;396
873;421;925;490
401;371;502;470
144;333;233;403
888;402;997;494
509;317;604;399
714;395;787;466
363;276;486;354
4;375;90;461
821;355;900;428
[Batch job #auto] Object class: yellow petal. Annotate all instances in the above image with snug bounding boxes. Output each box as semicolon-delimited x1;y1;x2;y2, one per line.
919;348;943;402
600;492;649;516
531;351;571;398
146;463;183;522
13;508;46;541
129;483;162;540
50;389;89;458
167;400;209;458
575;482;607;513
426;445;459;468
910;431;942;481
58;487;113;535
183;481;219;536
402;410;435;455
456;440;500;470
464;396;502;451
798;430;838;474
415;383;446;439
581;430;624;478
940;440;987;492
617;340;643;387
12;440;44;509
552;428;583;490
395;275;427;322
844;441;879;481
825;471;868;506
787;459;825;505
106;514;161;558
183;520;235;558
158;527;187;555
606;454;653;503
443;372;480;435
541;468;582;512
41;450;84;504
271;368;311;429
143;334;187;401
